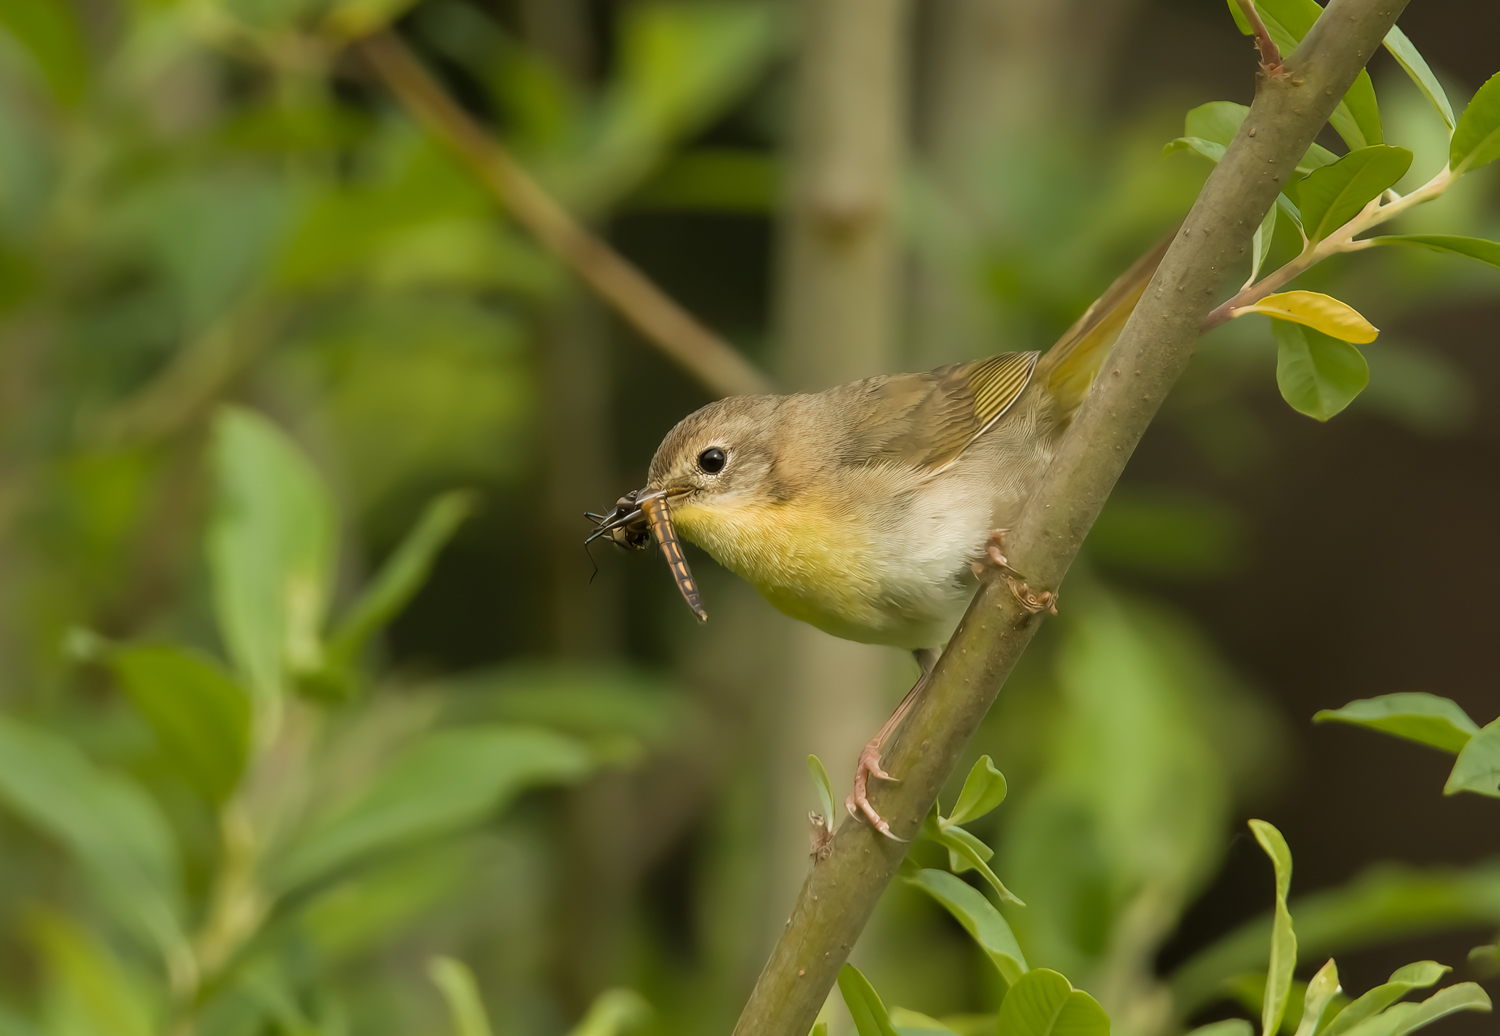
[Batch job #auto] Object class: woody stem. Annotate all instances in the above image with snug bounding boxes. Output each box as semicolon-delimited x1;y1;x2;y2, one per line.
731;0;1412;1032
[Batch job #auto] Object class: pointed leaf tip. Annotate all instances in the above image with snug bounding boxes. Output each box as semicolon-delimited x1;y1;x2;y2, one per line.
1235;291;1378;344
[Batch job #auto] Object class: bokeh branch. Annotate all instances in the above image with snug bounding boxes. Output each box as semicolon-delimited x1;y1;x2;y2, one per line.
731;0;1412;1031
356;29;773;399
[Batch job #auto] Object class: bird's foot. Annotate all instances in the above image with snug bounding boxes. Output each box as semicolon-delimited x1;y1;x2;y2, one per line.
1007;577;1059;616
970;528;1024;580
844;739;907;842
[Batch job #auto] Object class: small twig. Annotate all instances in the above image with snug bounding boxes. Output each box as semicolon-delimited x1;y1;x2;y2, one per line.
356;30;773;400
1203;165;1453;329
1235;0;1285;77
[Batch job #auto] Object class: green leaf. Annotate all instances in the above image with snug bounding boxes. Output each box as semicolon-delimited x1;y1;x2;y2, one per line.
0;717;187;973
272;726;594;891
1170;862;1500;1015
28;912;155;1036
567;1;779;211
1381;27;1455;130
325;490;475;672
109;645;251;803
995;969;1110;1036
439;662;690;745
1188;1023;1254;1036
930;820;1024;905
428;957;494;1036
0;0;88;106
1322;962;1449;1036
1364;235;1500;269
1250;203;1278;283
1314;694;1478;755
565;989;652;1036
300;843;470;963
807;754;837;827
1274;321;1370;421
905;868;1028;986
889;1007;965;1036
946;756;1008;826
1164;137;1227;164
1290;146;1412;243
1292;959;1341;1036
1386;983;1491;1036
1444;719;1500;798
1186;102;1251;147
209;407;337;709
1450;71;1500;174
1338;1003;1425;1036
1227;973;1311;1035
1251;820;1297;1036
1331;73;1382;151
838;965;901;1036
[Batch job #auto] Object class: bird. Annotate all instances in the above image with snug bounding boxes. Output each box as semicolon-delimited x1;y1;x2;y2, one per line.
587;232;1173;838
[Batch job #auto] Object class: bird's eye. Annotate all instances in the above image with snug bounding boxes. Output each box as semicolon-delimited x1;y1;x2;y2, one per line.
697;447;727;474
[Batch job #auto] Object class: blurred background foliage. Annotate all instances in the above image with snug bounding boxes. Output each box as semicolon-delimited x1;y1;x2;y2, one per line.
0;0;1496;1035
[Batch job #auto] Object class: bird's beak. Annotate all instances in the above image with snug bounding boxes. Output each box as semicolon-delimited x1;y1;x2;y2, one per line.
584;486;706;623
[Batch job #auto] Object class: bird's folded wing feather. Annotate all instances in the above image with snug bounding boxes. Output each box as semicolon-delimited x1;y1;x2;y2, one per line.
840;351;1039;474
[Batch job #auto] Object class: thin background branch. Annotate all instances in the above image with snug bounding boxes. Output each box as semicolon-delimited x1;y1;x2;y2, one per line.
356;29;774;400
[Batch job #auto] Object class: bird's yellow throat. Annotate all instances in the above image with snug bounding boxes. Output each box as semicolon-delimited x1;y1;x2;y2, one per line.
669;495;884;640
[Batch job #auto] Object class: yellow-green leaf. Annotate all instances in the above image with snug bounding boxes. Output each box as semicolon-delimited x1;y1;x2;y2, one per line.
1382;26;1454;130
1234;291;1378;343
1292;959;1341;1036
1366;235;1500;270
1251;820;1297;1036
1289;146;1412;243
1451;71;1500;174
1444;720;1500;799
839;965;901;1036
1314;694;1478;755
428;957;494;1036
1273;321;1370;421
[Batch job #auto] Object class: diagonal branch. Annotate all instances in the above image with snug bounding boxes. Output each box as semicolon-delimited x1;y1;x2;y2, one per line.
730;0;1411;1032
356;30;773;400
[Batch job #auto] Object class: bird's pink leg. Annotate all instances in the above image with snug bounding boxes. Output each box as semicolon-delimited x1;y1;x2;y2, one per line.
845;649;938;841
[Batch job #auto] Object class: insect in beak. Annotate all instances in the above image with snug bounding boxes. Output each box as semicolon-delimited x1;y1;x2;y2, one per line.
584;488;707;622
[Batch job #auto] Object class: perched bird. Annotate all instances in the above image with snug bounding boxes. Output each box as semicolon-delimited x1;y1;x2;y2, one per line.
588;234;1172;837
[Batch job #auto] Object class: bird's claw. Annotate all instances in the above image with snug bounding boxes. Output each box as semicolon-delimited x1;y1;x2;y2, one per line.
1007;577;1059;616
971;528;1025;580
846;741;907;842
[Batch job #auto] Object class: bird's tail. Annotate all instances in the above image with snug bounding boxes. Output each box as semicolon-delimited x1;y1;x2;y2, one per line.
1033;227;1178;422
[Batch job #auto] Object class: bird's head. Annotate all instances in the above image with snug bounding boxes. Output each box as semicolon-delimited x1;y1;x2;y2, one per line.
586;395;787;623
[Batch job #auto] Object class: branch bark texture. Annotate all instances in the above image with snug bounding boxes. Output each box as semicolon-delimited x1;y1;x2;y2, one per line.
732;1;1411;1032
357;30;772;400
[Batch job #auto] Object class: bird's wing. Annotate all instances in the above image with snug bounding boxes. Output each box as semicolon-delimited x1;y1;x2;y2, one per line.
841;351;1039;474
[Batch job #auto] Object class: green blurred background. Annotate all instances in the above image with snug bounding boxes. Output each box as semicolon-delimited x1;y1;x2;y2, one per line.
0;0;1496;1034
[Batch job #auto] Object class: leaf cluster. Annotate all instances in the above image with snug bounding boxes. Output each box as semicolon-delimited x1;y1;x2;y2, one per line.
1166;4;1500;420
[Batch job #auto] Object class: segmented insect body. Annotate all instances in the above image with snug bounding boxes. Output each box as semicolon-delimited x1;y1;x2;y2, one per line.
641;497;707;622
584;491;707;622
